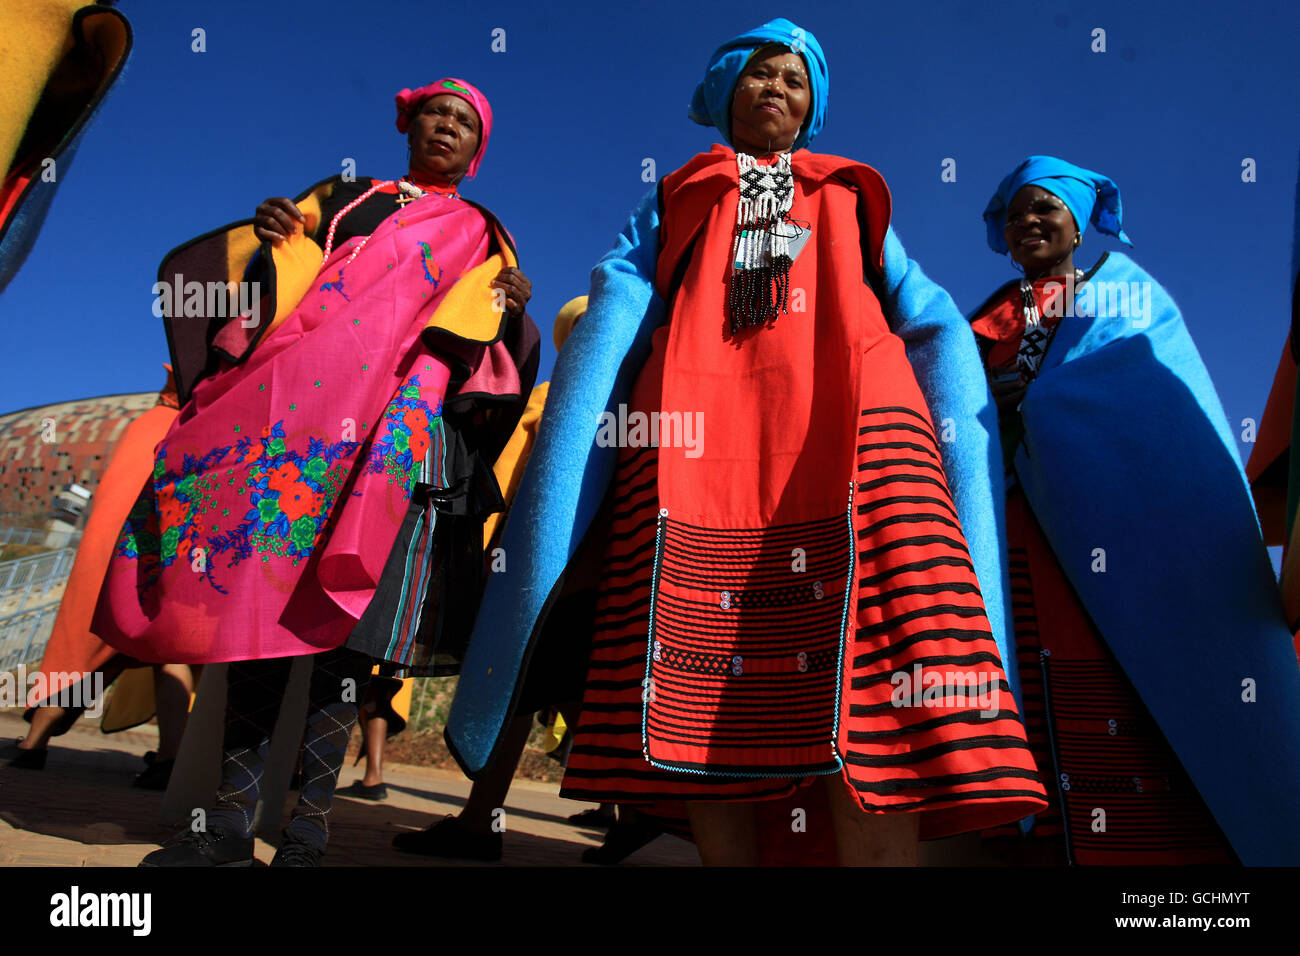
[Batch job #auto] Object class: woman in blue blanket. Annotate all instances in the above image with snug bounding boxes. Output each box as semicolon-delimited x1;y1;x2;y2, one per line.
970;155;1300;865
443;19;1050;866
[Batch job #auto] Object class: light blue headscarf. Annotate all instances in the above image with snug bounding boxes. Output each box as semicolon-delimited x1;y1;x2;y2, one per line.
688;17;828;151
983;155;1133;254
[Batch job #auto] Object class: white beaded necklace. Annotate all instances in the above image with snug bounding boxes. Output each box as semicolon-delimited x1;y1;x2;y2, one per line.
729;151;796;333
320;179;444;261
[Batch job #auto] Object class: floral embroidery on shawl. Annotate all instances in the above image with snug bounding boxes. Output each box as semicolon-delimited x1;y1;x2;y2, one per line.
115;372;444;596
363;374;441;493
417;243;444;287
320;267;350;301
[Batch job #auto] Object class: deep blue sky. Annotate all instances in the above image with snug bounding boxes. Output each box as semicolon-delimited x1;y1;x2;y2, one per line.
3;0;1298;473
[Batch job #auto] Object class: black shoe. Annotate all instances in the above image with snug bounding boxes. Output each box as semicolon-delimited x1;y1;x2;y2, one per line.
1;738;47;770
581;813;664;866
568;807;617;830
270;832;324;867
338;779;388;801
392;815;502;861
139;826;254;867
132;758;174;791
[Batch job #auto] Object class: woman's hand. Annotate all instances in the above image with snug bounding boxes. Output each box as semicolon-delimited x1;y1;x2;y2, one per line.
254;197;306;243
491;267;532;318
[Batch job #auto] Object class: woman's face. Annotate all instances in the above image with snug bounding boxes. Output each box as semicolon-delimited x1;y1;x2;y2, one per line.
729;47;811;156
407;94;480;181
1004;185;1078;275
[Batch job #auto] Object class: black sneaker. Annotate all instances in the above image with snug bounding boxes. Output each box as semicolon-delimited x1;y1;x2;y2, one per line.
581;811;664;866
132;758;174;791
270;832;324;867
139;826;254;867
1;738;48;770
392;815;502;861
338;779;388;801
568;806;617;830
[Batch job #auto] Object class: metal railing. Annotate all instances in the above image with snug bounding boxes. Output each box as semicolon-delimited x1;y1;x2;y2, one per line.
0;526;82;549
0;548;75;595
0;547;75;671
0;600;60;671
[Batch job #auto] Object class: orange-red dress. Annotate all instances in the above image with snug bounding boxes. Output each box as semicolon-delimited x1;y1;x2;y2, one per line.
25;370;180;731
559;149;1048;845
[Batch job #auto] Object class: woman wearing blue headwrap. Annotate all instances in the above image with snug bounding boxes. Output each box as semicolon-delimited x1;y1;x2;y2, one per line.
445;18;1048;866
969;156;1300;865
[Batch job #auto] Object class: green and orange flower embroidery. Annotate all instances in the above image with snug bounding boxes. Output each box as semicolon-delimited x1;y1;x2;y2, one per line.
115;375;442;594
363;376;443;493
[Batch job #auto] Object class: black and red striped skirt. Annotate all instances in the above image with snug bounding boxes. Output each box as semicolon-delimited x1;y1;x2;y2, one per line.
560;404;1049;842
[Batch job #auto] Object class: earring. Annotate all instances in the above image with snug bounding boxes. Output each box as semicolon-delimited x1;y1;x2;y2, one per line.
1073;233;1082;247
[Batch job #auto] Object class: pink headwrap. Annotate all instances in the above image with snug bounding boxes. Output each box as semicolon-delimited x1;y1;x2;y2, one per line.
395;77;493;179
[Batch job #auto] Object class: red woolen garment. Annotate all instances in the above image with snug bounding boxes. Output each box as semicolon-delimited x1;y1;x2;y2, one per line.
26;374;179;712
560;147;1049;843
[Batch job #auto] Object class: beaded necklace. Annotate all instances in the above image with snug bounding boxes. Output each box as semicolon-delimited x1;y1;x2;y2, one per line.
1016;268;1084;380
321;178;455;261
728;152;797;334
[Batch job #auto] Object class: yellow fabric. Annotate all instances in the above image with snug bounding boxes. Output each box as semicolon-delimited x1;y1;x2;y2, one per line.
294;187;325;238
389;676;413;724
220;224;259;284
99;665;154;734
254;186;327;342
204;220;322;349
264;229;324;340
422;224;518;343
483;381;549;548
0;0;83;178
207;182;329;353
366;664;413;724
542;710;568;754
553;295;588;351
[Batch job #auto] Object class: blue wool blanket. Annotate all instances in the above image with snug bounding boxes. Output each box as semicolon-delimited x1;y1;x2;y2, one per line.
1012;251;1300;865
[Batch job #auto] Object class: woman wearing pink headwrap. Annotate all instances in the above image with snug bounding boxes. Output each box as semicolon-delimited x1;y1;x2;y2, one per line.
95;77;540;866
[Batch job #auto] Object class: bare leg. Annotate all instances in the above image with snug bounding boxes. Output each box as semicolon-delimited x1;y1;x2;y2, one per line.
823;775;919;866
20;656;132;749
459;712;534;834
360;714;387;786
686;801;759;866
153;663;198;759
17;705;65;750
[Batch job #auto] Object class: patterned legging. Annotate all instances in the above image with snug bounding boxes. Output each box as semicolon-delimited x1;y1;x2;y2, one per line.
207;646;374;849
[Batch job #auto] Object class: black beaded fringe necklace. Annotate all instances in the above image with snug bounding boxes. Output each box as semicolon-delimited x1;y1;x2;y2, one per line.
728;151;796;335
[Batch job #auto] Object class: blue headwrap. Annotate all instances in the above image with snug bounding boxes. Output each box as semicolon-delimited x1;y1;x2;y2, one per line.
983;155;1133;254
688;17;828;151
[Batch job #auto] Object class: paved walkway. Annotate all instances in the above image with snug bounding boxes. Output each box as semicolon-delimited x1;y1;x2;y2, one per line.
0;712;699;867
